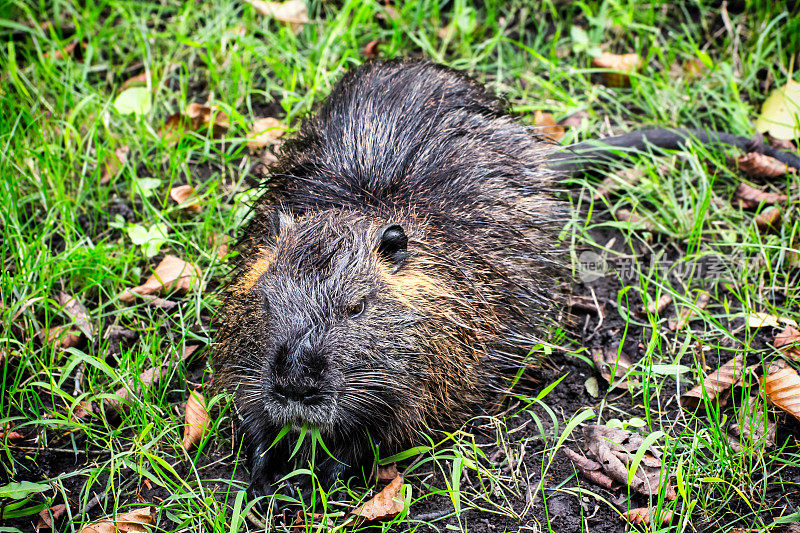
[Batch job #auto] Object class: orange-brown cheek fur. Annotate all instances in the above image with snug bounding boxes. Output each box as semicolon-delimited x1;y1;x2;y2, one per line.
234;247;277;294
377;258;490;428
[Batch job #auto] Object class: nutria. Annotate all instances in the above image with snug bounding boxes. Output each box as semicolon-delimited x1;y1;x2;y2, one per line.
213;59;799;493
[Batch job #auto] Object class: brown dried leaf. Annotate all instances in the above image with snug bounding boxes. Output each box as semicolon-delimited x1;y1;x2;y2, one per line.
735;182;787;209
668;291;710;331
295;510;333;528
532;111;565;143
738;152;796;178
377;464;399;482
592;346;634;390
209;233;231;261
0;422;25;441
182;389;210;451
120;72;147;92
642;293;672;315
680;354;745;410
160;104;229;143
247;117;284;150
185;103;229;134
591;52;642;87
767;135;797;151
593;168;643;200
42;326;81;349
682;56;707;78
558;110;589;129
563;448;614;489
57;292;95;338
44;41;78;61
729;395;776;448
761;367;800;424
100;146;129;185
775;325;800;362
621;507;673;526
583;425;675;499
36;504;68;531
363;39;382;59
169;185;202;213
350;475;405;523
120;255;203;303
80;506;155;533
755;206;782;232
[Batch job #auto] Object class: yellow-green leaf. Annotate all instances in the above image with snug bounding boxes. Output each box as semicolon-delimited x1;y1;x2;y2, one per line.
755;80;800;140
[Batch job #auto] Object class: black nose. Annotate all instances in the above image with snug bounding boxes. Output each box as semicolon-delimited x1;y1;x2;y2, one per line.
271;333;326;403
272;381;322;403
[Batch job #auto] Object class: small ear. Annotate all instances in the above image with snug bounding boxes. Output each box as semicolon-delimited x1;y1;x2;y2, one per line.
377;223;408;264
264;210;292;240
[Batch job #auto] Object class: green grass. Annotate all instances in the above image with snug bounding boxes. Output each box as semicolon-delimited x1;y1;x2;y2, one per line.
2;0;800;531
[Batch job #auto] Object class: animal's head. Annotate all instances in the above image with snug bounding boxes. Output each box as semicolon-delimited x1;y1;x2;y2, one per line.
214;208;460;444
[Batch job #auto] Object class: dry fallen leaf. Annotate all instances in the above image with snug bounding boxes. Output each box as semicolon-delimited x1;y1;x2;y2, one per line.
182;389;210;451
558;110;589;129
169;185;202;213
592;346;635;390
621;507;673;526
680;355;745;410
57;292;95;338
668;291;710;331
247;117;284;150
755;207;782;233
642;293;672;316
80;506;155;533
747;312;797;330
42;326;81;349
0;422;25;441
532;111;565;143
591;52;642;87
36;504;68;531
729;395;776;448
209;233;231;261
775;325;800;362
735;182;787;209
244;0;309;32
363;39;382;59
44;41;78;61
761;365;800;424
563;447;614;489
295;510;333;528
583;425;675;500
350;475;405;523
120;255;203;303
738;152;796;178
767;135;797;151
120;72;147;92
160;103;229;143
100;146;130;185
377;464;399;482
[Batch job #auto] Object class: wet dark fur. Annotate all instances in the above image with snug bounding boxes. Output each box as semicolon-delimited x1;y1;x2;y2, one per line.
213;60;565;491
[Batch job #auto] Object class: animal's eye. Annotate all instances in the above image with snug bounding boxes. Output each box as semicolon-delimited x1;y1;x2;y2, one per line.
346;299;366;318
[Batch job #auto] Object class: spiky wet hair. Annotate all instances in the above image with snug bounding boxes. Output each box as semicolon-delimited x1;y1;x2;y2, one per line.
213;60;565;491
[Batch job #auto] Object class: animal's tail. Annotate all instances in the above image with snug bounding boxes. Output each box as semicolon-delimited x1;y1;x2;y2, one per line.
548;128;800;172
